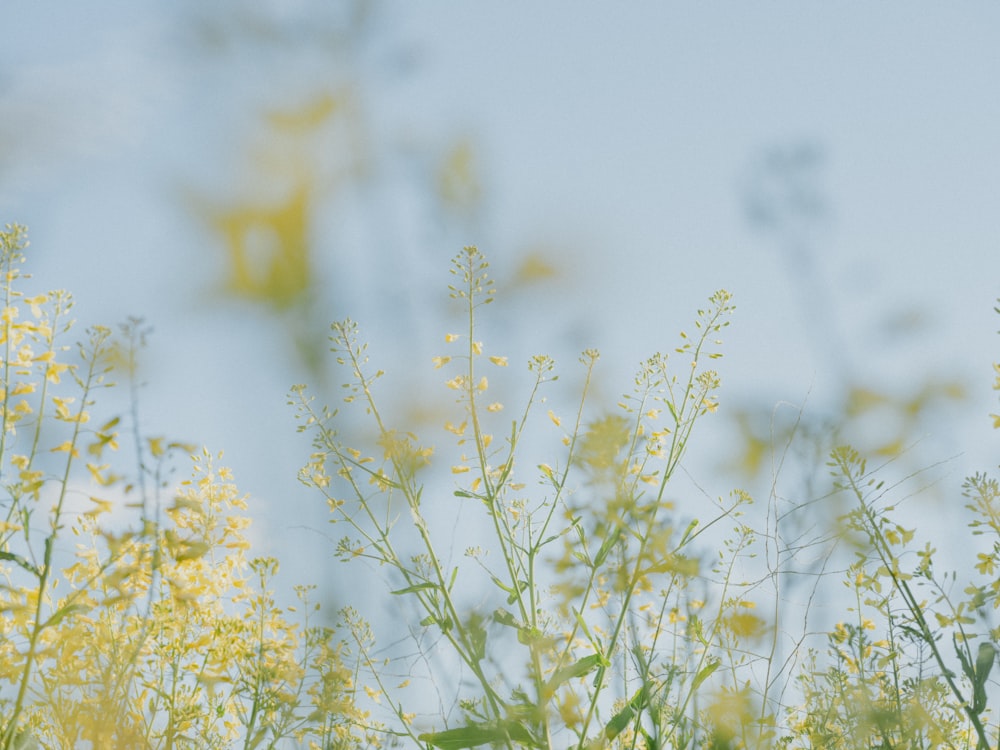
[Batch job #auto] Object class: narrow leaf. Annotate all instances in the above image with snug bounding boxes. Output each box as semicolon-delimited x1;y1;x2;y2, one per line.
40;603;88;630
390;582;437;596
419;720;532;749
547;653;604;691
691;659;720;691
604;684;648;741
0;551;41;578
490;575;514;595
507;579;528;605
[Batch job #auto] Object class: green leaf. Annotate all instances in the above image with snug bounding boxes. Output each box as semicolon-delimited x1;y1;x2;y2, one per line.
604;684;649;740
492;608;519;629
418;720;533;749
488;575;528;604
173;539;211;562
691;659;720;691
666;400;679;422
390;582;437;596
507;579;528;605
973;641;996;714
467;612;488;663
592;664;606;689
419;614;453;631
245;726;268;750
677;518;699;547
40;603;88;630
546;653;605;692
593;527;622;568
573;608;597;647
0;551;41;578
490;575;514;595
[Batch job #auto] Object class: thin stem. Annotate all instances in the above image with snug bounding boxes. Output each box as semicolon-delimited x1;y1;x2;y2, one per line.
6;328;111;746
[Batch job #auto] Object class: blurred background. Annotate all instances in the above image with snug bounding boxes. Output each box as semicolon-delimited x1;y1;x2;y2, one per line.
3;2;999;614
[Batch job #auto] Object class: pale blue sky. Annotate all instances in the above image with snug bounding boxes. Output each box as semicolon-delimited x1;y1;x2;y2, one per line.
3;3;999;589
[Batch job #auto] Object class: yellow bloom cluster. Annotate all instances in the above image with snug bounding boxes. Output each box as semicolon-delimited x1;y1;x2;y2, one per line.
0;226;374;749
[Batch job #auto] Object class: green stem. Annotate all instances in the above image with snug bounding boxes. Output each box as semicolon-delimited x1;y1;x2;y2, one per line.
844;458;992;750
6;327;110;747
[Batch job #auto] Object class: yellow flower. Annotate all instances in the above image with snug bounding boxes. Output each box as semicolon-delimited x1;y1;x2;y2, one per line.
489;355;508;366
976;553;995;575
84;496;114;518
50;440;79;457
52;395;75;420
486;402;503;412
832;622;849;644
24;294;48;317
444;420;467;435
445;333;460;343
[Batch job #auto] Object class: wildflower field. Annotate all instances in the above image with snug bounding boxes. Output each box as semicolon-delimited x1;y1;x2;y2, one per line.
1;222;999;749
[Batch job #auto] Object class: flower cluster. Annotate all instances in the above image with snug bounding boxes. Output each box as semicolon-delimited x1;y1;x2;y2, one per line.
0;224;372;749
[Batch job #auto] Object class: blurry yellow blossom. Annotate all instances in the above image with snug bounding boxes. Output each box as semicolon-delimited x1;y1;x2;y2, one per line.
444;420;467;435
212;186;311;310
